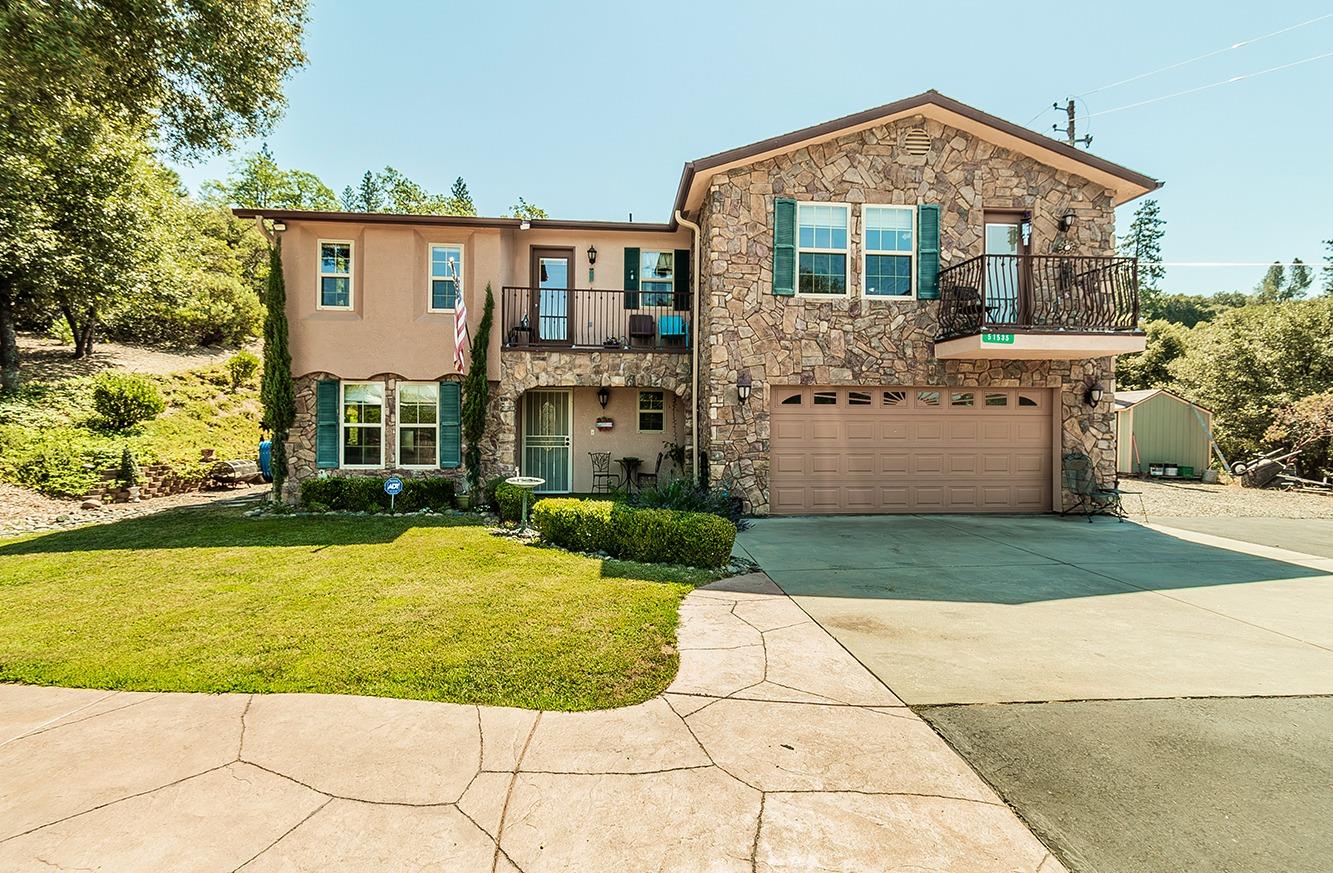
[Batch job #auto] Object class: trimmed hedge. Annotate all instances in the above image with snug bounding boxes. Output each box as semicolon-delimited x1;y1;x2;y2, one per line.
299;475;456;512
532;498;736;568
495;481;527;522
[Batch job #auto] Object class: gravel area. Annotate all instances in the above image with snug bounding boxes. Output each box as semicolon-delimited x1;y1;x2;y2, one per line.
1118;478;1333;519
0;483;270;538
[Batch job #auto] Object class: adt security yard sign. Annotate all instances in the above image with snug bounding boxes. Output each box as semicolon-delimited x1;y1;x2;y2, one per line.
384;475;404;510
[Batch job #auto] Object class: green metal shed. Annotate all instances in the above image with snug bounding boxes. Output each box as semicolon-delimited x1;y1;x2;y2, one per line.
1115;389;1213;477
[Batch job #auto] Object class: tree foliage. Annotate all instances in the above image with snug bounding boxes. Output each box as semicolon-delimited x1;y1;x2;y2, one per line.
1116;320;1188;390
1264;390;1333;479
462;285;494;498
1322;240;1333;296
260;241;296;498
202;146;337;210
509;197;549;220
338;166;476;215
1119;199;1165;316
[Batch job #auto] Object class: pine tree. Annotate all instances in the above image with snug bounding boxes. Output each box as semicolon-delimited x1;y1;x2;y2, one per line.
461;284;494;498
260;240;295;499
1321;240;1333;296
1288;258;1313;299
1118;199;1165;316
1254;262;1287;303
449;177;476;216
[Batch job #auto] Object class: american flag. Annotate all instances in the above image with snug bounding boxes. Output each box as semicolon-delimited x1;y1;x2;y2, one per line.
450;257;470;372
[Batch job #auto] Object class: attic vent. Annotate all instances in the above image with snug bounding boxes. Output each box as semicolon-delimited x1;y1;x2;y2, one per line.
902;127;931;156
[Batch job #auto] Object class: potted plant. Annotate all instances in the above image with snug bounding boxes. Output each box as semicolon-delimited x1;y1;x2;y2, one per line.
119;445;142;503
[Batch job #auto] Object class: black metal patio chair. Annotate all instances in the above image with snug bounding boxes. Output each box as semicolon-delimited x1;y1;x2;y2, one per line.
636;452;665;490
589;451;620;494
1061;451;1125;522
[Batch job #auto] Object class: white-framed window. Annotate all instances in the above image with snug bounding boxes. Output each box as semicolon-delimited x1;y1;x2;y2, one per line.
429;244;462;312
319;240;353;309
639;250;674;307
396;382;439;468
638;389;665;432
863;206;915;298
796;203;849;296
341;381;384;468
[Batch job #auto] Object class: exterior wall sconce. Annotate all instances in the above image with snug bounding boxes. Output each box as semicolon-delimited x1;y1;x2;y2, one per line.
1058;213;1076;233
271;221;287;232
737;372;753;404
1083;379;1104;407
519;219;531;231
597;386;610;409
586;245;598;265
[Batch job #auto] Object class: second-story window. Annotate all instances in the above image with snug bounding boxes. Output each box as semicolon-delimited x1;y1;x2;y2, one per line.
319;241;353;309
430;244;463;312
639;251;674;307
797;203;849;295
863;206;915;298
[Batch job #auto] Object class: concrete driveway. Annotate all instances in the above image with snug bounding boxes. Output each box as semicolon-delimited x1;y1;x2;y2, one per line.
737;515;1333;873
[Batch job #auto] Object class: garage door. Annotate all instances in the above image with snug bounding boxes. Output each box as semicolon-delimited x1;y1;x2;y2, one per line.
770;386;1052;514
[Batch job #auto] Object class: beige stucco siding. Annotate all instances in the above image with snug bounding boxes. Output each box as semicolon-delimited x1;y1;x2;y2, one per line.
538;386;684;493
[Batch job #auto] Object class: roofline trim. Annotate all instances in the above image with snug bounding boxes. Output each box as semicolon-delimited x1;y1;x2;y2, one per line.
1114;387;1213;414
231;208;679;234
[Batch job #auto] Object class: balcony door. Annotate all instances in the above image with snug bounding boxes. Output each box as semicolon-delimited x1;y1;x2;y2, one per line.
983;210;1030;326
530;247;573;344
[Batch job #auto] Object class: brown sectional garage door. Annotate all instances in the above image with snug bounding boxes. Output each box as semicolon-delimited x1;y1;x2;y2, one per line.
770;386;1052;515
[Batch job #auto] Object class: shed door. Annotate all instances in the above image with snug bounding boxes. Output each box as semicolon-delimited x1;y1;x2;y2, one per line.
769;386;1052;514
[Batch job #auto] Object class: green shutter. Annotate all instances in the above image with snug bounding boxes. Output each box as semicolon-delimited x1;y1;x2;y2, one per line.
916;203;941;299
315;380;340;469
673;248;690;310
772;197;796;296
439;380;461;469
623;247;640;309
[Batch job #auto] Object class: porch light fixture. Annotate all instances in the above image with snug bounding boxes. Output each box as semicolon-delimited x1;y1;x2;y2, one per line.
271;221;287;232
1083;379;1104;407
1058;212;1076;233
586;245;598;265
519;219;531;231
736;372;753;404
597;386;610;409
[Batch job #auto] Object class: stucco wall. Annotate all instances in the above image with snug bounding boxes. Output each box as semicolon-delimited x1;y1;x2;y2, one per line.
696;114;1119;514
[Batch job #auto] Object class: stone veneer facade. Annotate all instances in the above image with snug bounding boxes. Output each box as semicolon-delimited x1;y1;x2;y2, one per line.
696;114;1118;514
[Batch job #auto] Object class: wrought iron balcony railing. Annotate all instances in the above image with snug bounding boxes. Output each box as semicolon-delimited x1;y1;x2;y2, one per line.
936;254;1140;341
500;286;690;353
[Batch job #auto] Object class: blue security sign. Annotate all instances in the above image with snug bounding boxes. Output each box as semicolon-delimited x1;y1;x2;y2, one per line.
383;476;404;496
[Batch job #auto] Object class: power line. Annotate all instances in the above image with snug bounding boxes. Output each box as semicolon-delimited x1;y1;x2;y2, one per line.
1138;262;1319;267
1077;11;1333;96
1086;50;1333;117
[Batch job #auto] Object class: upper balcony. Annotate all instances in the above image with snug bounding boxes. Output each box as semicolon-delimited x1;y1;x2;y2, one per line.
934;254;1146;359
501;286;690;353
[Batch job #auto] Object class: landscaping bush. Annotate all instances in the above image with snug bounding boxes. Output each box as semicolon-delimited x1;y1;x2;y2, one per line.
299;476;389;513
398;477;456;512
91;371;166;430
483;475;505;512
224;350;260;389
496;481;526;522
532;499;736;568
531;498;614;553
631;479;747;529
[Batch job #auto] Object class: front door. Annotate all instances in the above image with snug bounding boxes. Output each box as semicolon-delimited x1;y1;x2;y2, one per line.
983;210;1030;325
522;390;572;493
530;247;573;344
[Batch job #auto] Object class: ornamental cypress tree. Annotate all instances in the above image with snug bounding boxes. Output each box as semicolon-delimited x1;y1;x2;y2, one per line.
260;239;295;498
462;284;494;499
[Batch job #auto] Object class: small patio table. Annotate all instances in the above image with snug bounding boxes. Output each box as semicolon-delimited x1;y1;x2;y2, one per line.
617;457;642;494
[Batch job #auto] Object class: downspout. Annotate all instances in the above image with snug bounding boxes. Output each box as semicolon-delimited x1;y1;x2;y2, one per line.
675;209;702;486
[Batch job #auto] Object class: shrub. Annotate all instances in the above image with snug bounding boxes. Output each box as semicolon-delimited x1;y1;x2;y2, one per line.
532;498;614;553
532;499;736;568
299;476;389;513
91;372;166;430
495;481;527;522
118;445;141;486
483;475;506;512
224;350;260;389
398;477;456;512
631;479;747;528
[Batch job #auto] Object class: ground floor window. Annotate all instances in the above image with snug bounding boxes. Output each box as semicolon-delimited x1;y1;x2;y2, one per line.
342;382;384;467
397;382;439;467
638;390;665;432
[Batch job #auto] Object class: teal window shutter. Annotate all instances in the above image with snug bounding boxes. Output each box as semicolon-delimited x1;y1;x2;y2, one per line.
916;204;941;299
772;197;796;296
673;248;690;310
315;380;340;469
439;380;461;469
623;247;640;309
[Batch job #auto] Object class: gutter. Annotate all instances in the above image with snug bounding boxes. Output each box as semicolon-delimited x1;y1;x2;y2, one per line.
675;209;702;487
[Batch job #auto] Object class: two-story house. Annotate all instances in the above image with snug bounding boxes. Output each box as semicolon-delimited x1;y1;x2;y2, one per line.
238;90;1159;515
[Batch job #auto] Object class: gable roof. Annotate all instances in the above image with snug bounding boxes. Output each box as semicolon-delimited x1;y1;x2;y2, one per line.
672;90;1162;218
1114;388;1211;413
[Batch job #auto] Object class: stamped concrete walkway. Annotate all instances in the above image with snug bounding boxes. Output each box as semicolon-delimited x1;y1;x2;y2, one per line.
0;574;1060;872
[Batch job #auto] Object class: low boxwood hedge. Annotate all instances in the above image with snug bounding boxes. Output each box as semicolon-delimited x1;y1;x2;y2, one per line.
299;475;456;513
532;498;736;568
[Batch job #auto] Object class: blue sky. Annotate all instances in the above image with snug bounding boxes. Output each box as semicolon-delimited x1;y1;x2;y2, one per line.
172;0;1333;296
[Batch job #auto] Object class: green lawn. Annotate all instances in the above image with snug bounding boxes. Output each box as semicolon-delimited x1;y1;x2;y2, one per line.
0;506;720;710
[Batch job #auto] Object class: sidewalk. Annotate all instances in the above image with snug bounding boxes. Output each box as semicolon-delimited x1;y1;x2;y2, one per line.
0;574;1061;872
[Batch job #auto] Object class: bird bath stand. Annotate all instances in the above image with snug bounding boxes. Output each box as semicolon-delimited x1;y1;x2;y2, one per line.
504;476;545;532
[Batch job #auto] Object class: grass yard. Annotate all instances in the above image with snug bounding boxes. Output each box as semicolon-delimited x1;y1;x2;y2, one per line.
0;506;720;710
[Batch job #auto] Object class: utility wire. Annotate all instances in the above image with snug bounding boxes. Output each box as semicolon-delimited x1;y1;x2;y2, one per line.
1078;11;1333;96
1087;50;1333;117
